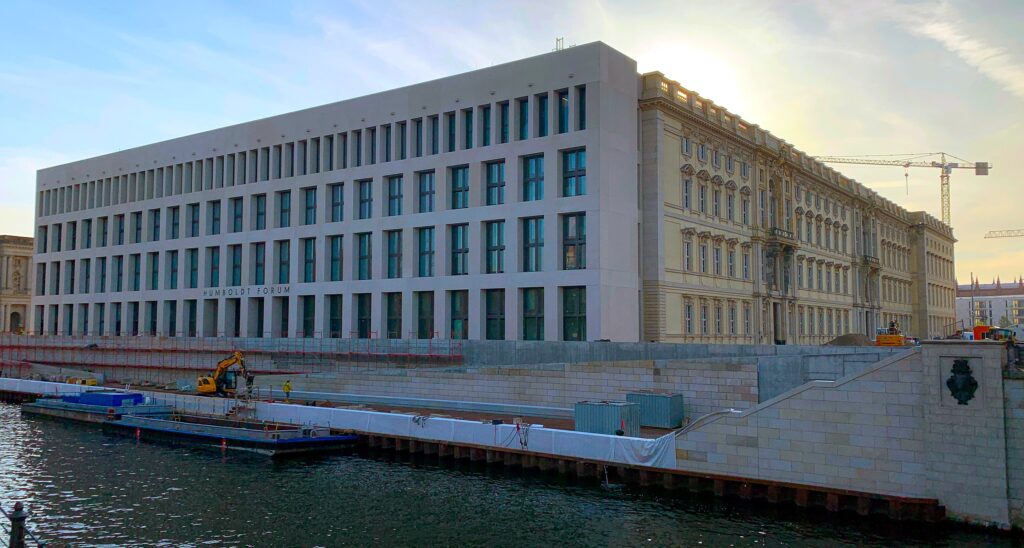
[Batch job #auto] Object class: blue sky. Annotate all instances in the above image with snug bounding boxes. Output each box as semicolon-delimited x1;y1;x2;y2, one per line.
1;0;1022;281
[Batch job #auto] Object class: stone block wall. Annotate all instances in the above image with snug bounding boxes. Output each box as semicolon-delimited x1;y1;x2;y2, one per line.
1005;371;1024;529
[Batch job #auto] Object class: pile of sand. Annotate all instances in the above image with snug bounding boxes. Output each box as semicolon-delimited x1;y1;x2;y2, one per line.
824;333;874;346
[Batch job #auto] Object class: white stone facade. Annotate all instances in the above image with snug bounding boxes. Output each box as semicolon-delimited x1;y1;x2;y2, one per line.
31;43;640;342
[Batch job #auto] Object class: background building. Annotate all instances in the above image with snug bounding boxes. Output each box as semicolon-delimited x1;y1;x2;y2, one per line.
956;277;1024;328
31;42;956;343
0;235;33;333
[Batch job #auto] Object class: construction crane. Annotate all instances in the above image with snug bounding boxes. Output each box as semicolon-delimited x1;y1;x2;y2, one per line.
985;229;1024;239
814;152;990;226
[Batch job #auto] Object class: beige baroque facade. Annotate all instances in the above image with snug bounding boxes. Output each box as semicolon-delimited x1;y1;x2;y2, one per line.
0;235;33;333
639;71;956;344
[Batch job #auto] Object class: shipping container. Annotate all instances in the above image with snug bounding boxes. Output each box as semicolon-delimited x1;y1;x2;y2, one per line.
626;392;684;428
573;401;640;436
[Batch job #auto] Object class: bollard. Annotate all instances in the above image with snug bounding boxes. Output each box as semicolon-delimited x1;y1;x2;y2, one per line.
8;501;27;548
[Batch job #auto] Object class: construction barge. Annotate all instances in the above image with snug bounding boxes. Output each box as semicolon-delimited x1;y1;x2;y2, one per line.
20;390;358;457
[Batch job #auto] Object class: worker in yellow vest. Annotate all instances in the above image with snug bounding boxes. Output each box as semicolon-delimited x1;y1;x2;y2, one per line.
282;380;292;402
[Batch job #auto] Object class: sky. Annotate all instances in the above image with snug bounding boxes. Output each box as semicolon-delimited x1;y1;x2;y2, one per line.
0;0;1021;282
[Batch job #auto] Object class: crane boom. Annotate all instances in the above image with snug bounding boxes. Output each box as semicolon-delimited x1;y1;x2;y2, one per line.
814;152;990;227
984;229;1024;239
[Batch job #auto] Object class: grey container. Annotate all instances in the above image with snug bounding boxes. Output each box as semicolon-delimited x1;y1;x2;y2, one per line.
626;392;684;428
574;401;640;437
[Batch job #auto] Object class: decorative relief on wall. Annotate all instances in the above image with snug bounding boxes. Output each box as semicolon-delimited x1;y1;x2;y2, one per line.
946;358;978;405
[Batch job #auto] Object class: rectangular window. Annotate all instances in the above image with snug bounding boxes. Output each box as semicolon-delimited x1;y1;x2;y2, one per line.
499;102;510;143
328;236;342;281
430;116;439;155
416;291;434;338
485;220;505;274
563;286;586;341
701;305;708;334
302;187;317;225
481;105;491;147
742;198;750;225
397;122;406;160
356;293;371;338
727;250;736;277
743;252;750;279
557;90;569;134
682;136;692;156
253;242;266;285
116;214;126;244
417;227;435;277
523;155;544;201
254;194;267;230
418;171;435;213
358;180;372;219
207;247;219;288
384;124;392;162
327;294;343;337
168;207;179;240
700;244;708;273
683;179;692;209
148;211;159;242
450;290;468;340
486;161;505;206
386;292;402;339
523;216;544;272
415;119;423;157
522;287;544;340
229;197;243;232
132;212;142;243
562;213;586;270
387;176;403;216
369;127;377;164
450;166;469;209
537;93;548;137
683;241;692;271
463;109;473;149
685;303;693;333
99;218;109;247
446;112;456;152
227;244;241;286
276;240;290;284
277;190;291;228
97;257;107;293
300;295;315;338
356;232;371;280
517;98;529;140
713;247;722;275
698;185;706;213
186;249;198;289
576;85;586;130
713;190;721;217
301;238;315;283
450;224;469;275
726;194;734;221
562;149;586;197
485;289;505;340
208;201;221;235
329;183;344;222
386;230;402;279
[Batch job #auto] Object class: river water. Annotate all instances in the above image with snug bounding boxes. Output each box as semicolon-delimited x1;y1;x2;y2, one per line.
0;404;1015;547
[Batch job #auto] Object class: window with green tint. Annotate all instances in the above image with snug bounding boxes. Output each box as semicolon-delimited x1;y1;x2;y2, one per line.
386;230;402;279
387;176;403;216
357;232;371;280
358;180;372;219
576;85;586;130
416;291;434;339
356;293;371;338
517;98;529;140
417;227;434;277
523;155;544;201
522;217;544;272
485;288;505;340
464;109;473;149
277;191;291;228
450;224;468;275
230;244;242;286
327;294;343;337
328;235;343;281
557;90;569;133
208;202;220;235
562;149;586;197
301;295;315;338
276;240;289;284
254;195;266;230
301;238;315;282
499;102;509;143
562;213;585;270
481;105;491;146
329;184;344;222
450;166;469;209
450;290;468;340
485;221;504;274
446;112;456;152
418;171;435;213
231;197;243;232
186;250;197;289
207;247;219;288
385;292;402;339
563;286;586;341
486;161;505;205
303;187;316;225
522;288;544;340
537;94;548;137
430;116;439;155
253;243;265;285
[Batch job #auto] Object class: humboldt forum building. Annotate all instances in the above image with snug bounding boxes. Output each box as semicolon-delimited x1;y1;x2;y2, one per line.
31;42;957;344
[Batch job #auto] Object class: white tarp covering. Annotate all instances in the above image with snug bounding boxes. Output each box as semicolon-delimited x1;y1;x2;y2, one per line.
0;378;95;396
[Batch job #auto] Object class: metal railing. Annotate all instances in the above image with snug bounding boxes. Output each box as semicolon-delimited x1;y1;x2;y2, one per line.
1;502;45;547
767;227;794;240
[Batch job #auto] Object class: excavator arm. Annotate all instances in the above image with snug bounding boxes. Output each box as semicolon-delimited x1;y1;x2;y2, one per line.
197;351;248;396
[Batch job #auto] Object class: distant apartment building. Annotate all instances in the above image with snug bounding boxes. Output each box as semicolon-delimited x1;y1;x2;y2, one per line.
31;42;955;343
956;278;1024;328
0;235;33;332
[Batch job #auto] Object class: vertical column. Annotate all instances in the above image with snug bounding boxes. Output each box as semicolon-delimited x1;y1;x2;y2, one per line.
505;286;520;341
402;289;414;340
544;284;559;342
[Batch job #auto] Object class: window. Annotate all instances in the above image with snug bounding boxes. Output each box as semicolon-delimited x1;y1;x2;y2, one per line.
682;137;691;156
715;303;723;334
276;240;290;284
712;149;721;167
523;155;544;201
481;105;491;147
132;212;142;243
450;224;469;275
116;214;126;244
499;102;510;143
517;98;529;140
277;190;291;228
741;161;749;178
356;293;371;338
727;250;735;277
557;90;569;134
99;218;109;247
562;286;586;341
387;176;403;216
326;294;343;338
562;213;586;270
386;293;402;339
186;249;198;289
523;217;544;272
486;161;505;205
726;194;734;221
226;244;240;286
386;230;402;278
485;289;505;340
576;85;586;130
358;180;372;219
701;304;709;334
418;171;435;213
562;149;586;197
416;291;434;338
485;221;505;274
727;156;734;172
450;290;468;340
226;197;241;233
430;116;439;155
685;302;693;333
417;227;435;277
713;190;721;217
683;179;692;209
698;143;707;162
537;93;548;137
698;185;707;213
302;187;317;225
207;201;221;235
148;211;159;242
741;197;750;225
729;303;737;334
300;295;315;338
683;241;692;271
415;119;423;158
522;288;544;340
699;244;707;273
384;124;392;162
253;243;266;285
356;233;371;280
463;109;473;149
301;238;315;283
329;184;344;222
328;236;342;282
446;112;456;153
450;166;469;209
369;127;377;164
97;257;108;293
254;194;267;230
713;246;722;275
207;247;219;288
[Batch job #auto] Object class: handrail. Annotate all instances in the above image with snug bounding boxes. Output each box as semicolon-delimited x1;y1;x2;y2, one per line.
1;502;47;547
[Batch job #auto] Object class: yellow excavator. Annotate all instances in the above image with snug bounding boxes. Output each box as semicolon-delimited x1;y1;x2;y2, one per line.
197;351;254;397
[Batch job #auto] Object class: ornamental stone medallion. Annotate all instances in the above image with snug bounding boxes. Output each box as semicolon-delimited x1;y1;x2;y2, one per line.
945;358;978;405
